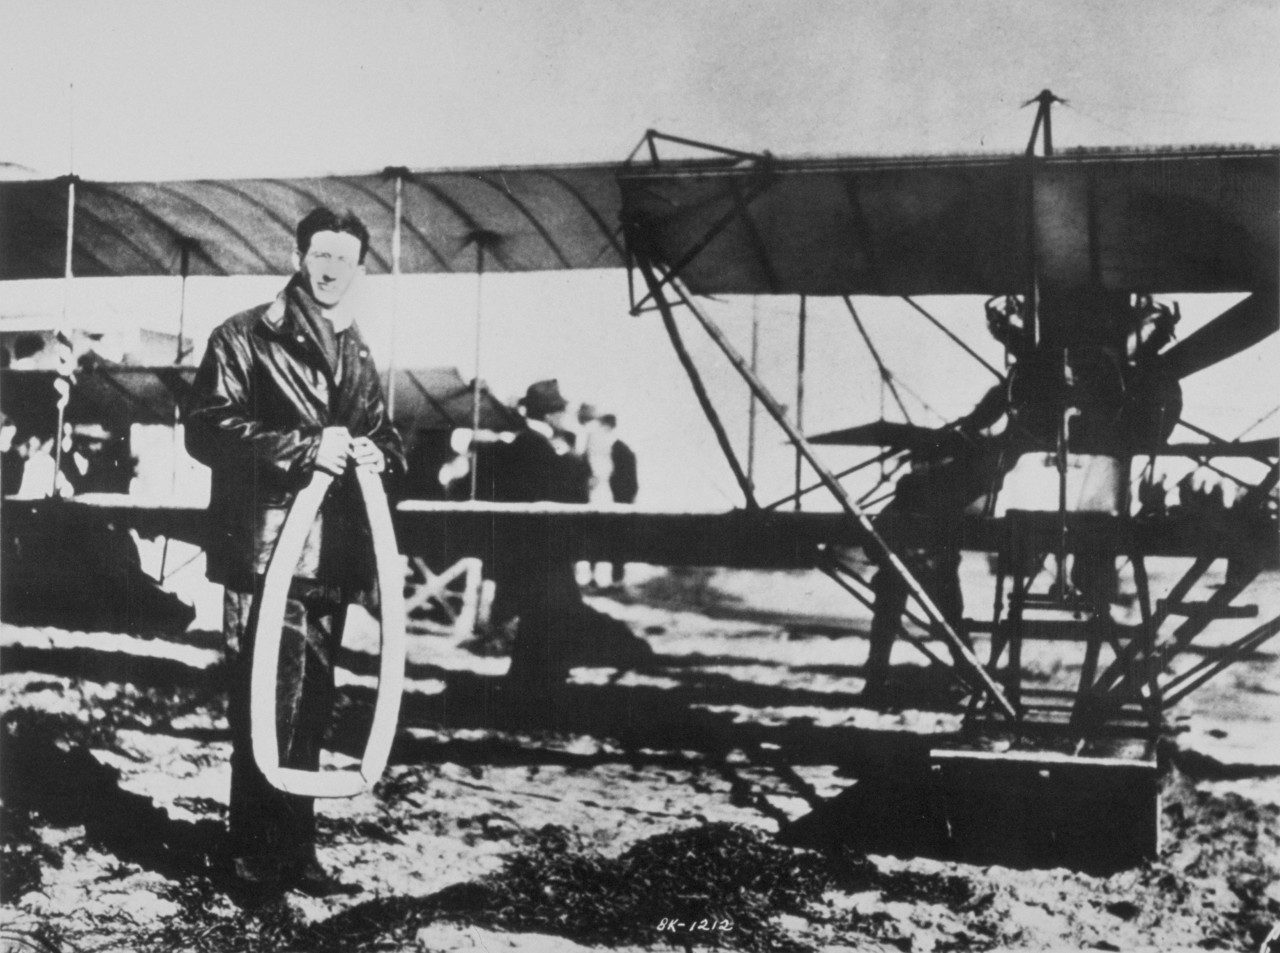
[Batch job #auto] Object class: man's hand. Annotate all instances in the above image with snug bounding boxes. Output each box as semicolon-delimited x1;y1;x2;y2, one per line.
315;427;353;476
351;436;386;473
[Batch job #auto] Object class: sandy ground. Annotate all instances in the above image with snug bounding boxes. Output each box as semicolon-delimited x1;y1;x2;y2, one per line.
2;555;1279;952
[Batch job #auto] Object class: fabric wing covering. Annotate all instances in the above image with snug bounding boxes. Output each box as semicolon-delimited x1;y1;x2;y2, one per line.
390;367;522;433
0;166;628;279
618;149;1279;296
1;148;1273;295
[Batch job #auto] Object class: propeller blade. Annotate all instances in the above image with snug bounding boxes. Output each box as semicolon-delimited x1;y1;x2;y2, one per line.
1161;289;1277;380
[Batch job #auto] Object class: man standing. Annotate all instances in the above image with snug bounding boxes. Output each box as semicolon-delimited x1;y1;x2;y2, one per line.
480;380;591;690
598;413;638;588
184;208;404;897
475;380;652;710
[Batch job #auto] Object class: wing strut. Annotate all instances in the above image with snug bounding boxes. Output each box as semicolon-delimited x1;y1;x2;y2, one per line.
634;257;758;509
382;168;408;423
794;295;807;509
52;176;77;497
636;253;1017;720
466;230;502;500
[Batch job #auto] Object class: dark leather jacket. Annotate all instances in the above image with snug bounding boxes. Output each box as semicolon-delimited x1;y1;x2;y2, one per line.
184;288;404;590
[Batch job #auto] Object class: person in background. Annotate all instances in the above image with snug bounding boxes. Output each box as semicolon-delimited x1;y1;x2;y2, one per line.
60;423;135;495
184;207;404;899
575;402;613;504
11;427;71;499
574;402;597;448
473;379;653;710
8;333;46;371
596;413;638;589
862;297;1025;704
573;402;612;588
1;414;22;496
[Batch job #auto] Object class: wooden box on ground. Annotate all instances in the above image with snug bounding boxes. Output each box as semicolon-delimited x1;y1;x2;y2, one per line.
929;748;1159;873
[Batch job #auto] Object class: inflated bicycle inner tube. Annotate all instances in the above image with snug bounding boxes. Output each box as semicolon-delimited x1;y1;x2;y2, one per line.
250;467;406;798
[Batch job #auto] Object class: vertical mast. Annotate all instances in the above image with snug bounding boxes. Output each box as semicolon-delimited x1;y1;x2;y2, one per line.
470;239;485;501
53;177;76;494
1022;89;1062;347
386;170;405;422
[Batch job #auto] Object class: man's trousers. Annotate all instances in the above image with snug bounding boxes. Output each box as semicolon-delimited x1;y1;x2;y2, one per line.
223;583;347;871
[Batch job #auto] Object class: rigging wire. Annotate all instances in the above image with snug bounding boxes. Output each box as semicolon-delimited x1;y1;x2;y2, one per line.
842;296;912;423
1067;95;1269;131
902;297;1005;381
1235;403;1280;441
884;372;950;424
1057;101;1146;143
764;447;906;511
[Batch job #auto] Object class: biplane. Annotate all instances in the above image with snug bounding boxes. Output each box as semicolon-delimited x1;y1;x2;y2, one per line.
2;93;1277;857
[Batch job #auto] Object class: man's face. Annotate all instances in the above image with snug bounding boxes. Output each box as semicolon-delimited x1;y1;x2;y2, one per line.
299;230;364;307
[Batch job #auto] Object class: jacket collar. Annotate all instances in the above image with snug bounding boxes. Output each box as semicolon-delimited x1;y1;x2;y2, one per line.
261;287;291;332
256;281;333;381
261;275;360;336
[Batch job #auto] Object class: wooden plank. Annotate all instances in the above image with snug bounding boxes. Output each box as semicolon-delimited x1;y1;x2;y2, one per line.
3;495;1276;568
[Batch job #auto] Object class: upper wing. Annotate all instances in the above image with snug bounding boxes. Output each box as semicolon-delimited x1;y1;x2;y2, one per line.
0;165;628;279
620;149;1279;296
4;150;1274;294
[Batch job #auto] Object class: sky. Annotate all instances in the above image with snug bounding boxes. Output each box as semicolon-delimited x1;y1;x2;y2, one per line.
5;0;1278;179
3;0;1277;507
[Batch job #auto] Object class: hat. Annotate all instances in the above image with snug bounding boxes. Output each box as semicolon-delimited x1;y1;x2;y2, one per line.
523;379;568;419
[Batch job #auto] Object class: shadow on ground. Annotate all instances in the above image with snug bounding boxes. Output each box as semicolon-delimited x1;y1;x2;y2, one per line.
0;709;228;900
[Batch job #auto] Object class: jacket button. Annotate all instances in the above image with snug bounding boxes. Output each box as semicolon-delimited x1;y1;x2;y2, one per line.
296;335;305;342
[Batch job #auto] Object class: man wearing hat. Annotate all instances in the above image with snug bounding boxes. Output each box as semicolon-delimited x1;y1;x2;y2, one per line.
502;379;592;501
61;423;133;494
476;379;652;704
